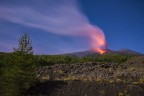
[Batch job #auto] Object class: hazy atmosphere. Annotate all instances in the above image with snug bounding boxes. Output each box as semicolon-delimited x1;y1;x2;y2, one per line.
0;0;144;54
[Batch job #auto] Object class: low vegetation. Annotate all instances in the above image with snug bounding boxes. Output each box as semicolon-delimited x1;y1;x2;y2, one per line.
37;53;133;66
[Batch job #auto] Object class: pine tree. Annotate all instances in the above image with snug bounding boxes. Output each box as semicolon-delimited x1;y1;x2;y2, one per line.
14;33;33;55
0;33;37;95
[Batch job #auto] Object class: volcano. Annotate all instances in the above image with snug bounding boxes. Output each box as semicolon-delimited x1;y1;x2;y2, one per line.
64;48;142;57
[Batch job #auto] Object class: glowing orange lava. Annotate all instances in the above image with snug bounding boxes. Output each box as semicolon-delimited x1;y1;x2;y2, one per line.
94;48;106;54
89;26;107;54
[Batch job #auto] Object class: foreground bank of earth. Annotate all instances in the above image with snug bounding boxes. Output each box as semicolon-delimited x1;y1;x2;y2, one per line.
27;56;144;96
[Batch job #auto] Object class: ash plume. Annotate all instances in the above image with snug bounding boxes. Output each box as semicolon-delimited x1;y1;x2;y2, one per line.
0;0;107;53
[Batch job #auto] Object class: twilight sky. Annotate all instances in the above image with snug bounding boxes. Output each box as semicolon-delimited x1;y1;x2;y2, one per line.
0;0;144;54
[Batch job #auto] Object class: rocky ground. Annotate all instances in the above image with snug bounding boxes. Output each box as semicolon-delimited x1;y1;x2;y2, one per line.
28;56;144;96
37;56;144;82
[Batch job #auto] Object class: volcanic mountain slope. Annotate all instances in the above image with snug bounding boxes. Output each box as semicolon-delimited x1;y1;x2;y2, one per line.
117;48;142;55
65;48;142;57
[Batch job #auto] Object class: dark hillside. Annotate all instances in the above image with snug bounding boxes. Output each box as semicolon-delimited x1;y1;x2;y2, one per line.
117;48;142;55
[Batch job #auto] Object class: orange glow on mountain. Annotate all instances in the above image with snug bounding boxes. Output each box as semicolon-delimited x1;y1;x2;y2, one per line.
89;27;107;54
92;48;106;54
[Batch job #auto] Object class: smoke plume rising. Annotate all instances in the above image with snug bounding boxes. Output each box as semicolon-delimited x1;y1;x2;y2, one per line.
0;0;107;54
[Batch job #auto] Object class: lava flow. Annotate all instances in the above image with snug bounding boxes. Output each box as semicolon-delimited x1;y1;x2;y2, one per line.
92;48;106;54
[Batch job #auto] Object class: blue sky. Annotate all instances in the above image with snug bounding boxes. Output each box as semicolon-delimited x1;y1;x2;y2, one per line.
0;0;144;54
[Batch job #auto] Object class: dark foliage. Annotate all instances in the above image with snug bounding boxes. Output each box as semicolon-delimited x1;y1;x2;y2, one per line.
0;33;38;96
